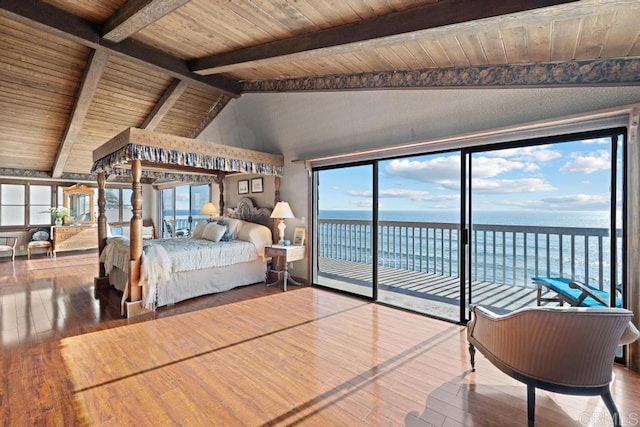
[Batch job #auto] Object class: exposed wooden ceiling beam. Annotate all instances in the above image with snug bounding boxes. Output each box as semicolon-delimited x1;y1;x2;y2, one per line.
52;50;110;178
102;0;192;43
0;0;240;97
190;0;578;75
189;95;232;139
141;79;189;130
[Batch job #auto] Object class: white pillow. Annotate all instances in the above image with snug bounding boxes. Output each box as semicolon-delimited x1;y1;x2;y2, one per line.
237;222;273;257
224;217;243;239
202;222;226;242
192;222;207;239
142;225;154;239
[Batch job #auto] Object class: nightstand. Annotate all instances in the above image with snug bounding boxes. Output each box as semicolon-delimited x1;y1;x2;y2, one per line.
265;245;305;291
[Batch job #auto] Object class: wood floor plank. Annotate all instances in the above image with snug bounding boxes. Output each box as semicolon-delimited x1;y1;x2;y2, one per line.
0;253;639;425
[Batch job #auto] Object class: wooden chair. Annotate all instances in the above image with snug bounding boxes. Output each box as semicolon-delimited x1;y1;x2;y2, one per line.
27;228;52;260
467;305;639;427
0;237;17;262
27;240;52;259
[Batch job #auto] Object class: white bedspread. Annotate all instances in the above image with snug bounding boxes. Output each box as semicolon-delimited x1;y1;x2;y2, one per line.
102;237;258;276
101;219;272;310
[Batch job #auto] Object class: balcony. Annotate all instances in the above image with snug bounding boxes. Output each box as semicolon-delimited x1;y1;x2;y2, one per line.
317;218;622;319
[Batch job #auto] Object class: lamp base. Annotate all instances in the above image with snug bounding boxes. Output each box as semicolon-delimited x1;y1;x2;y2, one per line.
277;219;286;245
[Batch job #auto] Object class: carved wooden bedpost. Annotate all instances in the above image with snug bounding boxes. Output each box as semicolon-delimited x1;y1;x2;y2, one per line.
217;171;225;212
129;160;143;305
94;172;110;291
274;176;281;205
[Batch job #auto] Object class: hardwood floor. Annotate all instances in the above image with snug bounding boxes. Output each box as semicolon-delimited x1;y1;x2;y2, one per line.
1;252;639;426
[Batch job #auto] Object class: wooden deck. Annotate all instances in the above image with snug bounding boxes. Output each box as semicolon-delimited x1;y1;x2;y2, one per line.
318;257;541;320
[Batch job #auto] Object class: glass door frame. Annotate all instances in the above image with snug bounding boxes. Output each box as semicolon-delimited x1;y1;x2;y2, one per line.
310;127;627;330
311;161;378;301
461;127;628;323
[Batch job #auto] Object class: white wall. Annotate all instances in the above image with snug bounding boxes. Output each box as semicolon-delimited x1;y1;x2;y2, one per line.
199;86;640;278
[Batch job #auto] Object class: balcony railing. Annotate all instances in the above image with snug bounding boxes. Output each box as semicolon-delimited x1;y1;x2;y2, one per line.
318;219;622;290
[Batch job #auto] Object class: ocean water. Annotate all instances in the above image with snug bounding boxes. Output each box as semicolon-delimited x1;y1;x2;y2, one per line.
318;209;621;288
319;209;612;228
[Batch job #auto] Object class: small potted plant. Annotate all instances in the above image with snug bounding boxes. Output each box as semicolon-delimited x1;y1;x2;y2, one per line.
48;206;70;226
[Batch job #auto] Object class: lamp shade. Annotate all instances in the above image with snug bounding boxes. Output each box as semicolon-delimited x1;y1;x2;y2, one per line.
270;202;294;219
200;202;218;217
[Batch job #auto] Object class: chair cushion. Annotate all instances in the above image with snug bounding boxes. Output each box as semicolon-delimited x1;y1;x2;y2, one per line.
533;277;622;307
30;228;50;242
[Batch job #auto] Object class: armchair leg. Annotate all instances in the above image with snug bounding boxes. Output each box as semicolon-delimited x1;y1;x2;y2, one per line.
527;384;535;427
601;390;621;427
468;343;476;371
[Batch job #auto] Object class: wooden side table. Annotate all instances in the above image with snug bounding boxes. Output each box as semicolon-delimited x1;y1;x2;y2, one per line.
264;245;305;291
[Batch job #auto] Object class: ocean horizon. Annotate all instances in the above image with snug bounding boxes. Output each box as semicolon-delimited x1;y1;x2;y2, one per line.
319;209;614;229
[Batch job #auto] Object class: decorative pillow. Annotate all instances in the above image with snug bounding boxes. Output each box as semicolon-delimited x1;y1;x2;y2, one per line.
192;222;207;239
216;219;232;241
202;222;226;242
224;217;243;239
30;228;50;241
142;225;154;239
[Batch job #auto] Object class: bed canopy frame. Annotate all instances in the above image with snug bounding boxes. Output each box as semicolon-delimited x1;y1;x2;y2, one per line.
91;127;284;317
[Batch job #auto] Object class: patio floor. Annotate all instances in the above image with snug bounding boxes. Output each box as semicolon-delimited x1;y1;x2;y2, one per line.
317;257;546;320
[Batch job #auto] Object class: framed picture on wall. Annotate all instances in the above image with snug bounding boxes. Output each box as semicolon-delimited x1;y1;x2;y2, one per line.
293;227;306;246
251;177;263;193
238;179;249;194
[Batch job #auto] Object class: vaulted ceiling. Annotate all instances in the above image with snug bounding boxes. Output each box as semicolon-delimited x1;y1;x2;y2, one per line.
0;0;638;180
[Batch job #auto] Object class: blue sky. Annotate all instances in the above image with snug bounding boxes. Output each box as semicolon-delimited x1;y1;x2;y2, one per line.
318;136;621;213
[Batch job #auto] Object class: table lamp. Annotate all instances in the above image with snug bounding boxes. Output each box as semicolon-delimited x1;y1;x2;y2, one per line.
200;202;218;221
270;201;295;244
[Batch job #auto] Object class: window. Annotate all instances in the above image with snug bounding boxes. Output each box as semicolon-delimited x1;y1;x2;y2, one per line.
29;185;52;225
1;184;26;226
161;184;211;237
103;187;133;223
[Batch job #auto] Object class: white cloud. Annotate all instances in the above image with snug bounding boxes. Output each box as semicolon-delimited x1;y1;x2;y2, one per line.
385;155;539;185
471;178;556;194
354;200;373;208
537;194;610;210
345;188;459;204
345;190;372;197
581;137;610;145
472;156;534;178
560;150;610;174
385;157;460;182
488;145;562;162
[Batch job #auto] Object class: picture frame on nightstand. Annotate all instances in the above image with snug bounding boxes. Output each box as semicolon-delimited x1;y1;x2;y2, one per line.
293;227;306;246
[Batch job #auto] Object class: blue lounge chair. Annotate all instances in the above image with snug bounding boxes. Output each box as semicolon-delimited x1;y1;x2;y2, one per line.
532;277;622;308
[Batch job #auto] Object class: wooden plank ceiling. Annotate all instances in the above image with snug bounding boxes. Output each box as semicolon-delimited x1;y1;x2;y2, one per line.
0;0;639;179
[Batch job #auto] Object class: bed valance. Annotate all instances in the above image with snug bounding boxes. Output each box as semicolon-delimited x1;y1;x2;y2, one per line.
91;127;284;179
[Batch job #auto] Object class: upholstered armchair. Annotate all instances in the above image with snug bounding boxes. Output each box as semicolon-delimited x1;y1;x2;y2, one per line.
467;305;639;427
0;237;17;262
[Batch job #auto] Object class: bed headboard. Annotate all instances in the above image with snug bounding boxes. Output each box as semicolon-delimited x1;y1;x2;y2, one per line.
225;197;273;228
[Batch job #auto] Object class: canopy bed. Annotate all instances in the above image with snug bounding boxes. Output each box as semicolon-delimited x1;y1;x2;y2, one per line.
91;127;284;317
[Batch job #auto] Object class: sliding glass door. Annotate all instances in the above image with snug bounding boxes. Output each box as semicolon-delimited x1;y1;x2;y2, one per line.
376;153;461;321
311;128;627;325
465;130;626;317
313;165;374;298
